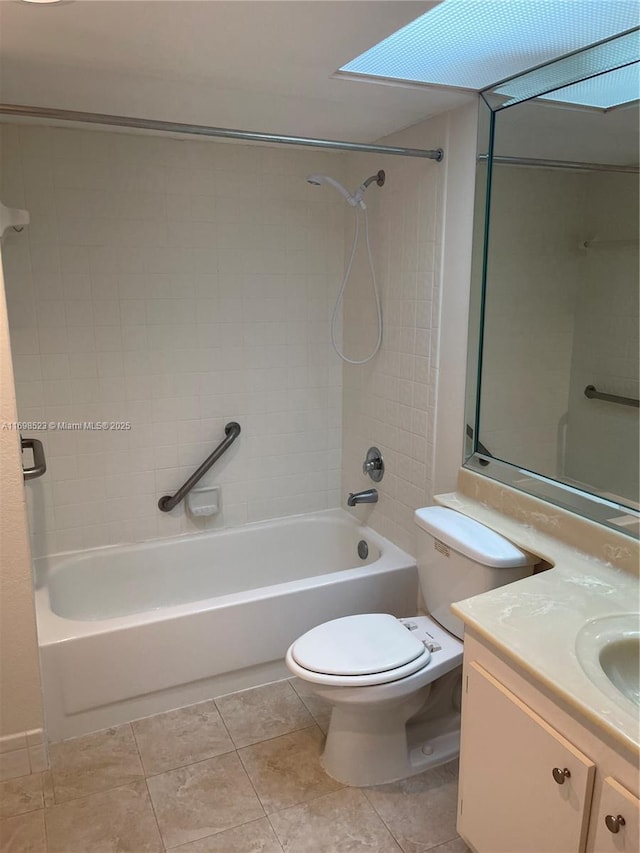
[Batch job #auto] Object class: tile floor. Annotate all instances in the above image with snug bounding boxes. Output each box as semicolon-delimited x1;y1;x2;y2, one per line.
0;679;470;853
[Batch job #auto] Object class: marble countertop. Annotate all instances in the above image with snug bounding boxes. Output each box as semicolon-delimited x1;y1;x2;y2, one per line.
437;491;640;755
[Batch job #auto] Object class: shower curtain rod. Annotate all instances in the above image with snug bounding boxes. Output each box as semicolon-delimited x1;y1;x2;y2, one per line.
0;104;444;161
478;153;639;174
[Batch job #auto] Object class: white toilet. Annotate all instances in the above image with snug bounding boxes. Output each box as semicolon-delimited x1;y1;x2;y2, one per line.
286;506;537;786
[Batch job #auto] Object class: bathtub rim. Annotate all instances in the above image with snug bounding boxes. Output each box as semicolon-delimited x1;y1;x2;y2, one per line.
35;508;417;646
34;507;377;579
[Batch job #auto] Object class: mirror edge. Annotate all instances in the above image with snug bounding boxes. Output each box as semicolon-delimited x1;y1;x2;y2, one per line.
462;38;639;540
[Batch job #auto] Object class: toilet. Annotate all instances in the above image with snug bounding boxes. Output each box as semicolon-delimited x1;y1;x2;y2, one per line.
286;506;538;786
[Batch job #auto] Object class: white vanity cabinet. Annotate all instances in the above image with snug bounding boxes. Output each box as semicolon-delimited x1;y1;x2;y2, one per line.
589;776;639;853
458;633;640;853
459;661;595;852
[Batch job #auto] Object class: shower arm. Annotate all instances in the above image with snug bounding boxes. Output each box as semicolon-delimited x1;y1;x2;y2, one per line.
361;171;386;190
351;170;386;206
158;422;241;512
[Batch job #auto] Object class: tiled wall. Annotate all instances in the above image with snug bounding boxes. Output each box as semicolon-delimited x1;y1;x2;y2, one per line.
565;172;639;502
478;166;587;478
1;124;347;556
0;728;47;780
341;116;447;553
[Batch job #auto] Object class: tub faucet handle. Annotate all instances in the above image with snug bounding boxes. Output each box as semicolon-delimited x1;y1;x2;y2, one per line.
362;447;384;482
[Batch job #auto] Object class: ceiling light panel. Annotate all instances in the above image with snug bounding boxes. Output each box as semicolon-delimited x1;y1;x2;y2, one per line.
339;0;640;90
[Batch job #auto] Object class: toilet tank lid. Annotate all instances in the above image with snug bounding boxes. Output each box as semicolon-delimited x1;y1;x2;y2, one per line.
414;506;537;568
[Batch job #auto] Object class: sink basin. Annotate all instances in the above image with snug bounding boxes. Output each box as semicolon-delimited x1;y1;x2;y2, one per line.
600;637;639;706
575;613;640;714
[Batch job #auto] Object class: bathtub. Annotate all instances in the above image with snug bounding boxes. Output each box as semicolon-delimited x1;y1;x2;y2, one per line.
35;509;417;740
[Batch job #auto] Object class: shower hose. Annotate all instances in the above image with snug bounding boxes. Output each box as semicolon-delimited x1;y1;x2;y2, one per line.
331;205;382;365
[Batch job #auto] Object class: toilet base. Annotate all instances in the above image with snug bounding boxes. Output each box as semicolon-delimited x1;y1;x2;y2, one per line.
317;662;463;787
320;705;461;787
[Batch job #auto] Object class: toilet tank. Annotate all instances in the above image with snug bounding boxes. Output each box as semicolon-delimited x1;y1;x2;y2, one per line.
414;506;538;640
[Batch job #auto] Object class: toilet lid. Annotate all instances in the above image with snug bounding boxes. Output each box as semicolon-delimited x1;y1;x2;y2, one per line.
291;614;426;676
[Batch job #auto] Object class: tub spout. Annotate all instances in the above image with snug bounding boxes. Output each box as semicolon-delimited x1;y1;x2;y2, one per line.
347;488;378;507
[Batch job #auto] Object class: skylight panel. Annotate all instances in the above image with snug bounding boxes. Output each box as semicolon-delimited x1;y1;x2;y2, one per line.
493;28;640;108
339;0;640;91
539;62;640;108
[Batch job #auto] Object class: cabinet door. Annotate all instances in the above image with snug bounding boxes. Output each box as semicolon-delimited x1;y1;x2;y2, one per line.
458;661;595;853
590;777;639;853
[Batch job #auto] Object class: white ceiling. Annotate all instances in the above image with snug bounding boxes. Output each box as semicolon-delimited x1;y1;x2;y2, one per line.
0;0;474;141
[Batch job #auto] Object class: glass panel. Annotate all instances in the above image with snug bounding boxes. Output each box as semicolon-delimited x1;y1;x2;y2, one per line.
468;32;640;537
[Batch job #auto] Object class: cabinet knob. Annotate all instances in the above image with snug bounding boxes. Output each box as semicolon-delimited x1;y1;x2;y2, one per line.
605;814;626;834
552;767;571;784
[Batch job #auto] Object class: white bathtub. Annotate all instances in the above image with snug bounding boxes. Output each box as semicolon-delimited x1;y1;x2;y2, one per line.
35;510;417;740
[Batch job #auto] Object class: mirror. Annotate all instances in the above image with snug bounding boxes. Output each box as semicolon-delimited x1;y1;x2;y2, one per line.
466;32;639;537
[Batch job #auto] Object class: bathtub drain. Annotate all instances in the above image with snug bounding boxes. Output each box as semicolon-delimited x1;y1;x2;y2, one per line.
357;540;369;560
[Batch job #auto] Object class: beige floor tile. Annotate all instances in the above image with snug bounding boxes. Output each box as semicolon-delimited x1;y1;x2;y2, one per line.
49;724;144;803
171;817;283;852
269;787;402;853
288;678;332;733
426;838;470;853
216;681;313;748
147;750;264;848
0;810;46;853
239;726;342;813
132;700;234;775
0;775;43;820
40;773;54;809
363;761;460;853
45;781;162;853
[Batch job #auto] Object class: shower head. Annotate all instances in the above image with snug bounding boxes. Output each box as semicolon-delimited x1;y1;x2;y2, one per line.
0;202;29;237
306;174;357;205
306;170;385;207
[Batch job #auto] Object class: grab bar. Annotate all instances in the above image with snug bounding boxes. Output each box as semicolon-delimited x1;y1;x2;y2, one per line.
158;421;241;512
21;436;47;480
584;385;639;409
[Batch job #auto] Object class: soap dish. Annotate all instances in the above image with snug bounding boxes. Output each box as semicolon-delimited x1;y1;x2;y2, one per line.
187;485;220;517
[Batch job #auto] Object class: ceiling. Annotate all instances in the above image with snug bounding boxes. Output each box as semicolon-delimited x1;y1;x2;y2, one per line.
0;0;475;142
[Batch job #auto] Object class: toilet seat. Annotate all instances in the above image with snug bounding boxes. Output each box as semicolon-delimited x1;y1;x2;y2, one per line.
287;613;433;687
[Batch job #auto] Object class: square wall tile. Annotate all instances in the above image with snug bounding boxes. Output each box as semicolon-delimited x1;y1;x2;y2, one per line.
0;750;30;783
2;124;345;557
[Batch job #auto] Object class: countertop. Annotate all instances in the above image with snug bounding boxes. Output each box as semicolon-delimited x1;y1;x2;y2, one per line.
437;490;640;755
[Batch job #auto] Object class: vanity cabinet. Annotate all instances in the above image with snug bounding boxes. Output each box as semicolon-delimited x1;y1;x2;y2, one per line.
589;776;639;853
459;662;594;853
458;634;640;853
